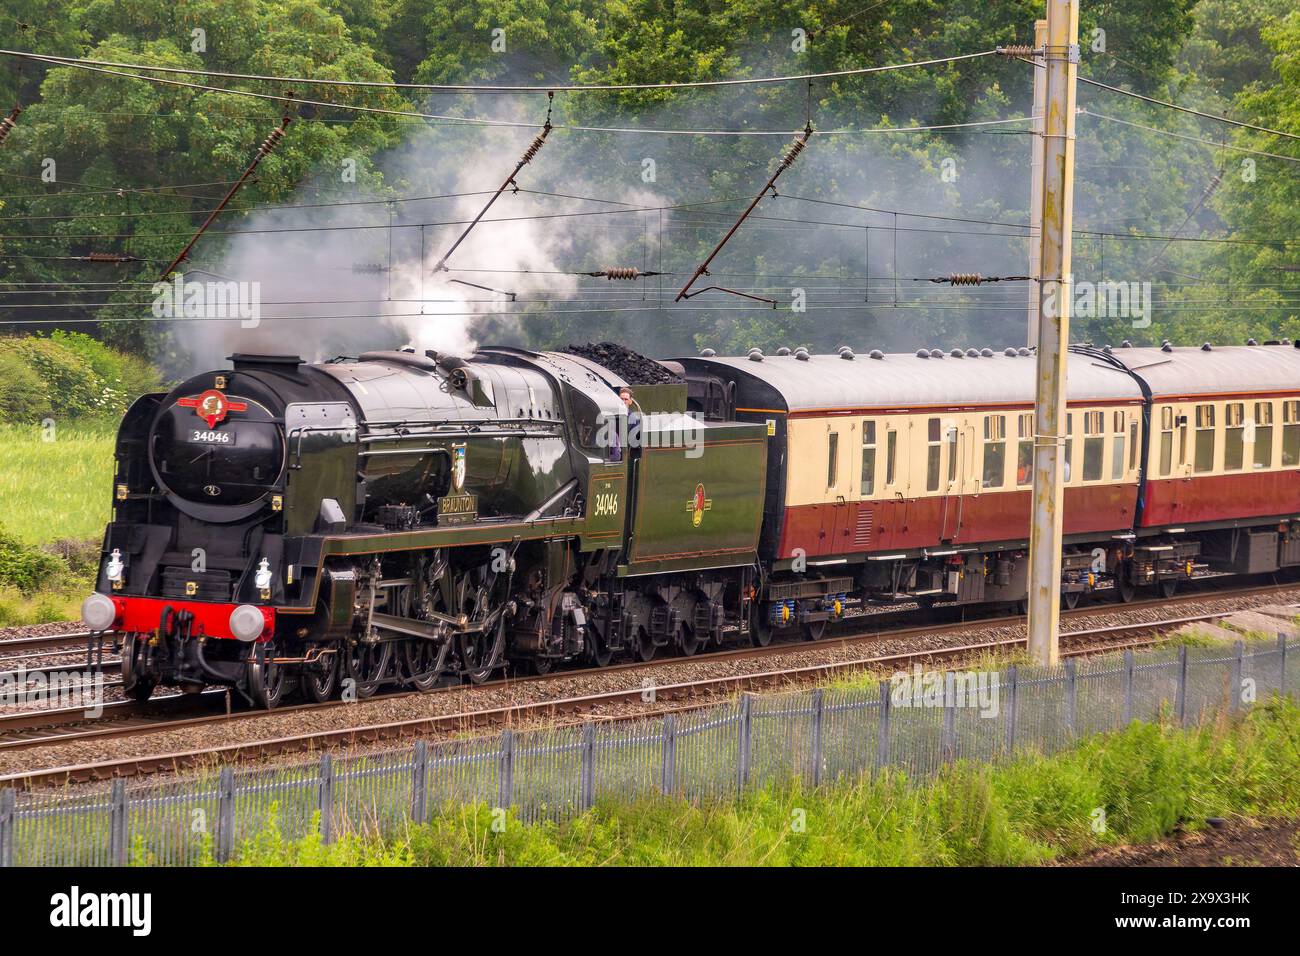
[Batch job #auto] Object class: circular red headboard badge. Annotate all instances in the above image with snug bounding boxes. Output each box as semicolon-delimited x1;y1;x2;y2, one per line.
177;389;248;429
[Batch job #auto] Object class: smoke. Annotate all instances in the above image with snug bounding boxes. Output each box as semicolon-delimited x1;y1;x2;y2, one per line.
171;52;1059;373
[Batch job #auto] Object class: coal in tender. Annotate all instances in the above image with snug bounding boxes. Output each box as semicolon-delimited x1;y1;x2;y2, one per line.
563;342;683;385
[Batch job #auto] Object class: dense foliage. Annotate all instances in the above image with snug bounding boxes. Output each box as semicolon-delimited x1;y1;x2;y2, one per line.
0;0;1296;363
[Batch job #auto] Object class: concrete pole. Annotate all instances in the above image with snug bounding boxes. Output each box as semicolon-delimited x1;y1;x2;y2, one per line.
1027;0;1080;667
1026;18;1048;344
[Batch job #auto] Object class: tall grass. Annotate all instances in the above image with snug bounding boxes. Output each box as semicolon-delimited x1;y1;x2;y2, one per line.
197;698;1300;867
0;421;116;546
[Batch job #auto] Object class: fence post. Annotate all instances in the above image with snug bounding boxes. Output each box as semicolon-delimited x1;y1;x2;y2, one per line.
1122;649;1135;725
215;766;234;863
736;694;753;795
660;715;676;795
1064;658;1077;738
1176;644;1189;726
579;722;595;812
876;680;891;769
941;673;955;763
110;778;128;866
0;788;13;868
1003;665;1018;755
318;752;334;845
498;729;514;811
1230;641;1244;714
411;740;428;825
810;689;825;787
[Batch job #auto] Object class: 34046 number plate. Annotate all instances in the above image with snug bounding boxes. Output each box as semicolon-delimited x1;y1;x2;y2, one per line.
189;429;235;445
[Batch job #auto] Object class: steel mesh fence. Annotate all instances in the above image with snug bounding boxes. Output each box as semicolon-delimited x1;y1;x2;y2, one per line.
1;635;1295;866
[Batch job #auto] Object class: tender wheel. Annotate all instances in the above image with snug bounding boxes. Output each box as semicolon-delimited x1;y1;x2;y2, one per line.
1114;570;1136;603
119;632;156;702
345;640;393;699
678;624;700;657
801;619;827;642
585;628;613;667
300;650;339;703
1062;590;1082;610
750;614;773;647
248;646;288;710
1158;577;1178;600
635;626;656;662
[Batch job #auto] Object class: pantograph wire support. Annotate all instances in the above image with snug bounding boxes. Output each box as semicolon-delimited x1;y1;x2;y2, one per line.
431;93;554;275
160;99;295;278
675;124;813;302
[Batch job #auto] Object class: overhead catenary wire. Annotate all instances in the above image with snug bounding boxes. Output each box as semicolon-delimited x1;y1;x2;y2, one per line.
0;48;1002;93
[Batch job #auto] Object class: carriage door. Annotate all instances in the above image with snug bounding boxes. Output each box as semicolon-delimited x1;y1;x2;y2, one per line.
938;418;961;541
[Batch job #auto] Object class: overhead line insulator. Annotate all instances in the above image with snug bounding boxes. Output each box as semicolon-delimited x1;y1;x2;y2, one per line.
0;106;21;147
585;267;663;280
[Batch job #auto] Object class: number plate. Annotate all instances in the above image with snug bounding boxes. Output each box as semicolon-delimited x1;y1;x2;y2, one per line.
189;429;235;445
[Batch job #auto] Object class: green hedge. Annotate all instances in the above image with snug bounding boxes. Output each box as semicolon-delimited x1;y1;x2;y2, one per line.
0;332;162;423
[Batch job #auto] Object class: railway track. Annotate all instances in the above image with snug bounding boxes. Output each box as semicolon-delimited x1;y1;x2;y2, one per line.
2;578;1295;789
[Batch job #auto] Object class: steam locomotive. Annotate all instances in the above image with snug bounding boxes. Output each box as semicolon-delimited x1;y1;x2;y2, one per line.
81;340;1300;707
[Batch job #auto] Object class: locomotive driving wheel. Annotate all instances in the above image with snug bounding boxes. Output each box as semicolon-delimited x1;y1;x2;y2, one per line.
398;555;454;691
453;564;504;684
344;639;393;699
119;632;156;702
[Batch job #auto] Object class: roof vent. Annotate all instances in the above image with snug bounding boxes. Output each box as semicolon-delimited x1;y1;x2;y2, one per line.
966;348;979;358
839;347;854;360
1004;347;1017;357
1161;343;1173;353
1102;345;1113;354
928;348;943;359
1264;340;1281;346
869;349;885;360
951;348;965;358
700;347;716;357
1161;339;1172;348
1018;347;1031;357
1201;342;1213;351
980;348;994;358
1120;340;1132;348
916;348;930;359
747;348;764;362
1246;338;1258;347
795;347;811;361
776;346;792;356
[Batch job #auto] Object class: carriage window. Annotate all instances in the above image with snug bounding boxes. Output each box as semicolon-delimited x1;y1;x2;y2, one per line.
1159;406;1174;476
1224;403;1245;472
1083;411;1104;481
1284;401;1300;467
926;418;941;492
1063;413;1073;482
1194;404;1216;473
827;432;839;488
982;415;1006;488
1129;420;1139;471
1017;413;1033;486
1255;402;1273;470
861;420;877;495
885;430;898;485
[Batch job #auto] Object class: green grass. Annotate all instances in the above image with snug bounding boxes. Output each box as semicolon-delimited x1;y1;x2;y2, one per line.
183;698;1300;867
0;421;115;546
